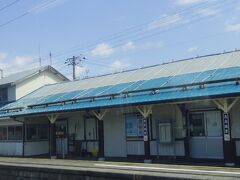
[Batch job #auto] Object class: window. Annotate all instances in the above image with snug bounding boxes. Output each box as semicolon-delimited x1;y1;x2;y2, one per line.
189;113;205;137
0;126;23;141
126;114;143;138
0;127;7;140
0;88;8;101
26;124;49;141
8;126;23;140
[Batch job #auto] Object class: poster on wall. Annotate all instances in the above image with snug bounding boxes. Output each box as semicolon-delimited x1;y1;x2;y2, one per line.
126;118;139;137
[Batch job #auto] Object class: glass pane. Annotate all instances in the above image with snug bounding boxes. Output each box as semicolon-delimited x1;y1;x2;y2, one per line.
8;126;23;140
0;127;7;140
27;126;37;140
27;125;48;140
190;113;205;137
38;125;49;139
206;111;222;137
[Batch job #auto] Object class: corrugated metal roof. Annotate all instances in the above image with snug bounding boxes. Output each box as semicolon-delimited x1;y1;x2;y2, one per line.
0;50;240;117
0;66;69;86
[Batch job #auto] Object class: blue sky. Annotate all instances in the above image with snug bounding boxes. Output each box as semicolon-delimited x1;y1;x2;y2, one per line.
0;0;240;79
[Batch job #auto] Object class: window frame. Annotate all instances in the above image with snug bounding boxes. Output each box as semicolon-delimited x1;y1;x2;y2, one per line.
26;124;49;141
0;125;23;141
125;113;144;140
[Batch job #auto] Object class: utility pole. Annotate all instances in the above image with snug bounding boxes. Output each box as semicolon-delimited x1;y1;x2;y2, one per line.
65;55;86;80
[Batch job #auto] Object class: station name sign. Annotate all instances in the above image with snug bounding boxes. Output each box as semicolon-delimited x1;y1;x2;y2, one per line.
223;112;230;141
143;118;148;142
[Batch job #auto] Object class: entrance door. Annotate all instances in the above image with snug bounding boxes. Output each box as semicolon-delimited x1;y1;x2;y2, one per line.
56;120;68;158
189;111;223;159
84;118;98;155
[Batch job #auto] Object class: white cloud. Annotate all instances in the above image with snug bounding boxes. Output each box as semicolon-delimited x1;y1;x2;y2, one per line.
187;46;198;53
91;43;114;57
0;54;36;76
197;8;219;17
122;41;135;51
225;23;240;32
110;60;130;70
176;0;204;5
0;52;7;61
138;41;164;50
147;14;183;30
14;56;33;66
75;65;88;77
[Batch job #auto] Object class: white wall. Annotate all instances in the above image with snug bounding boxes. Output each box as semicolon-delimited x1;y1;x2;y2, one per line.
151;104;185;156
0;142;23;156
16;70;64;100
24;141;49;156
230;100;240;156
104;109;127;157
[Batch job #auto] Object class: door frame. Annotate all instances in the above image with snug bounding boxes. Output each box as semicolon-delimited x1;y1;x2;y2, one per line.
55;118;69;156
187;109;224;159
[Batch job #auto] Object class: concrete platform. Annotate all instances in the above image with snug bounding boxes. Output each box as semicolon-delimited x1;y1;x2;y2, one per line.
0;157;239;179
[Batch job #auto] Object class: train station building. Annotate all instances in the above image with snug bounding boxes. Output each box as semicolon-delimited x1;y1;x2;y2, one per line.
0;50;240;166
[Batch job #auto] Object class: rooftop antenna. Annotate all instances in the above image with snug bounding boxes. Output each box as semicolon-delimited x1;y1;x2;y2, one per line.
0;69;3;79
38;44;42;67
49;52;52;66
86;69;90;78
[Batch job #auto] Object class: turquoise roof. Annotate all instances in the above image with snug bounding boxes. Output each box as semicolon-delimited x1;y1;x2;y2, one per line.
0;51;240;118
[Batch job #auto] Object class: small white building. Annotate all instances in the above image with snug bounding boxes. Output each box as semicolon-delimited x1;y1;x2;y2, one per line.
0;66;68;156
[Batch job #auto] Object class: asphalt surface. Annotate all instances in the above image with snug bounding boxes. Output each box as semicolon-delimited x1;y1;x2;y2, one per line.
0;157;239;179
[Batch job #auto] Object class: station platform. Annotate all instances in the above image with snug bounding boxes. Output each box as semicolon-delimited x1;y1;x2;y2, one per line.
0;157;239;179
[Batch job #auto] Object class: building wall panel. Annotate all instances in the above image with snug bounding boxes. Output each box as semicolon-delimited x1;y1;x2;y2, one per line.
0;142;23;156
24;141;49;156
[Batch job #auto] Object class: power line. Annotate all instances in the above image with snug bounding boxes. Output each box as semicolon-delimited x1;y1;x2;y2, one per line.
0;0;20;12
0;0;236;76
0;0;58;28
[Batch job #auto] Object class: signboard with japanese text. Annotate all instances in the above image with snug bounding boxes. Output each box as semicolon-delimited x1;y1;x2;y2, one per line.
143;118;148;141
223;112;230;141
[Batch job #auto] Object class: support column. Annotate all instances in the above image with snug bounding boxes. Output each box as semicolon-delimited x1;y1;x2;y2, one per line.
177;104;190;160
213;99;239;166
137;105;152;163
98;119;104;160
47;114;58;159
92;110;108;161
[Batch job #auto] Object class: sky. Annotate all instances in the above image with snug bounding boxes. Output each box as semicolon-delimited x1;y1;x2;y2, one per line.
0;0;240;79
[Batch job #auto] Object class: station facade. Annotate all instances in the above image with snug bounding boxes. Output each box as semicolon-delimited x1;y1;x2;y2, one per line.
0;51;240;165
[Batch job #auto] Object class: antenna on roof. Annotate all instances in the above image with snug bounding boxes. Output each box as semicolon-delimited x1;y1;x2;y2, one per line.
0;69;3;79
49;52;52;66
38;44;42;67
